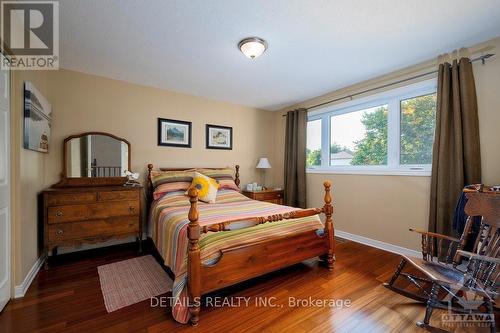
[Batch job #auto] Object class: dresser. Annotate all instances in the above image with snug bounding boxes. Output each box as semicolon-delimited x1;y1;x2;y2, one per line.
42;185;142;268
242;189;284;205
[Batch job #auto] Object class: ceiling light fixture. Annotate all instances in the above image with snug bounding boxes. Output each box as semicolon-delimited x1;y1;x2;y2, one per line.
238;37;268;59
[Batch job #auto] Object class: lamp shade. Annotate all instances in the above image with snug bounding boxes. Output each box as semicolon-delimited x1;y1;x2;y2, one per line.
256;157;272;169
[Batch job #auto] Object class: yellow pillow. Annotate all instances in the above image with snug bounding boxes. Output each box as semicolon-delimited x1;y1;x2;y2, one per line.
186;172;219;203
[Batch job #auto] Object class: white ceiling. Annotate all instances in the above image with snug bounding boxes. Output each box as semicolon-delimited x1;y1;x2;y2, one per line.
60;0;500;111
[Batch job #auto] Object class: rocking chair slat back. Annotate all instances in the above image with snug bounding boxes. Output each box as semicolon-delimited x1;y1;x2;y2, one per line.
465;192;500;258
462;190;500;299
464;191;500;227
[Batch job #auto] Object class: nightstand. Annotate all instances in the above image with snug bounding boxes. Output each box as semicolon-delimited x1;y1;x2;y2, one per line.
242;189;284;205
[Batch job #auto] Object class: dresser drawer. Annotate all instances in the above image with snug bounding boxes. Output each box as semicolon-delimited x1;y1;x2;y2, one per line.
46;192;97;206
48;217;139;242
254;191;283;201
265;198;284;205
98;190;139;201
48;200;139;224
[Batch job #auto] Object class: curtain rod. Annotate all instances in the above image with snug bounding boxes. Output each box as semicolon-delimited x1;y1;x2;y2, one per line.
282;53;495;116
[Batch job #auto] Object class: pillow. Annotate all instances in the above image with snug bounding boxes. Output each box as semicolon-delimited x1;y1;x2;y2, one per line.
153;182;191;200
150;169;195;199
216;179;240;191
186;172;219;203
197;168;239;191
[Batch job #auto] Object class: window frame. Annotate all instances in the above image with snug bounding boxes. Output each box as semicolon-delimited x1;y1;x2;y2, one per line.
306;78;437;176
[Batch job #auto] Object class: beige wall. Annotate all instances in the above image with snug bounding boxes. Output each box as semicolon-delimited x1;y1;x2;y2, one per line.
45;70;274;187
11;69;275;286
10;69;50;287
273;37;500;251
474;41;500;184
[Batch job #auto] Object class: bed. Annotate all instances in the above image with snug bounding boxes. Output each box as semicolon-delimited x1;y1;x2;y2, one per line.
146;164;335;325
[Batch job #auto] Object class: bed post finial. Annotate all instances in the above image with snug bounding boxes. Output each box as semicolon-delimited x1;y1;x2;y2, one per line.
323;181;335;270
235;165;240;188
187;188;201;326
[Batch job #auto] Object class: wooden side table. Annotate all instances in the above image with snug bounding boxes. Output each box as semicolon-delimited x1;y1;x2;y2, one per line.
242;189;284;205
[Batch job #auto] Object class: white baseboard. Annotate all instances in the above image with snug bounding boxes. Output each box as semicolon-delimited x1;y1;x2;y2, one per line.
14;255;46;299
336;230;420;258
0;298;8;311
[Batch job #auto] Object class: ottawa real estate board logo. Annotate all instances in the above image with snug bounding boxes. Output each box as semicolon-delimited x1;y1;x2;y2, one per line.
1;1;59;70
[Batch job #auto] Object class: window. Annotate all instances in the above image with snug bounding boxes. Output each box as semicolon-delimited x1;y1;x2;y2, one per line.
330;104;388;166
306;119;322;167
306;79;437;175
400;94;436;165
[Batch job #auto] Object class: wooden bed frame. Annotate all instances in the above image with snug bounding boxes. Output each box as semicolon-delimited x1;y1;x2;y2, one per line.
147;164;335;325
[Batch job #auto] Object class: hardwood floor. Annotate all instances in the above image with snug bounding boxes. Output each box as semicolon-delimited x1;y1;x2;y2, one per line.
0;240;495;333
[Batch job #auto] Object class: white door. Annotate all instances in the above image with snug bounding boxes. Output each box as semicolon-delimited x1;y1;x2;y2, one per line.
0;52;11;311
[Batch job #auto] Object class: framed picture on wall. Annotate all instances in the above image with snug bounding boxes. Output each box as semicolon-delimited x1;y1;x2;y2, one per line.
158;118;192;148
206;124;233;150
23;82;52;153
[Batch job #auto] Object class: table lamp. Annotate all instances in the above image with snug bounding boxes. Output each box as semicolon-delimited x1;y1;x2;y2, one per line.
256;157;272;189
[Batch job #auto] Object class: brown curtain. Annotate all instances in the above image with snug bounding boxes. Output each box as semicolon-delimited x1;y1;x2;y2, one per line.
429;58;481;235
284;108;307;208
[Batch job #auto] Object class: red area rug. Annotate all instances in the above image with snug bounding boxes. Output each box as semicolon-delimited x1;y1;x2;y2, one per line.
98;255;172;312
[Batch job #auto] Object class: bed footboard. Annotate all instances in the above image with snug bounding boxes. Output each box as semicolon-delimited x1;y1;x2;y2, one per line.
200;229;329;293
186;181;335;325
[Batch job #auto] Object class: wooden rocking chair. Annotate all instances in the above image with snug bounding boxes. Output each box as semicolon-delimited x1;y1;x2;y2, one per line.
384;187;500;332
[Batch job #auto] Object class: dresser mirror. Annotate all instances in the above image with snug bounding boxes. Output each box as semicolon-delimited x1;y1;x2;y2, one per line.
55;132;131;187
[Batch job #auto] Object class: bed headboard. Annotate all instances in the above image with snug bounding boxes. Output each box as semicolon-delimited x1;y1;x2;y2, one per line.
146;164;240;204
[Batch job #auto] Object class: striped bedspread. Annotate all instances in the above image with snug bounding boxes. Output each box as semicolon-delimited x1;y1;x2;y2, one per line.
149;189;323;324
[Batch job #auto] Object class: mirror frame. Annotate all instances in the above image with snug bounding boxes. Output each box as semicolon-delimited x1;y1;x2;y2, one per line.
54;131;131;188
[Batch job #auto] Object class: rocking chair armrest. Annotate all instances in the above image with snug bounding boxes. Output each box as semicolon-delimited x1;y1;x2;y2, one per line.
456;250;500;265
409;229;460;243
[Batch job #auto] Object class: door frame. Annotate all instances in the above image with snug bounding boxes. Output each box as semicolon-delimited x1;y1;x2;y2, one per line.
0;50;11;312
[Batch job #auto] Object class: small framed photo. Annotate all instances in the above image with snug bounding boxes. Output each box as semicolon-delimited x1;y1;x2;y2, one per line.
206;124;233;150
158;118;192;148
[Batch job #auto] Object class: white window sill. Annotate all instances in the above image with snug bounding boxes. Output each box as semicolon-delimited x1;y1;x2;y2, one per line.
306;168;431;177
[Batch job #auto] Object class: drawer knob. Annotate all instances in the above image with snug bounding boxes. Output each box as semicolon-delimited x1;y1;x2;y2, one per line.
56;229;64;236
56;211;63;217
129;206;136;213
